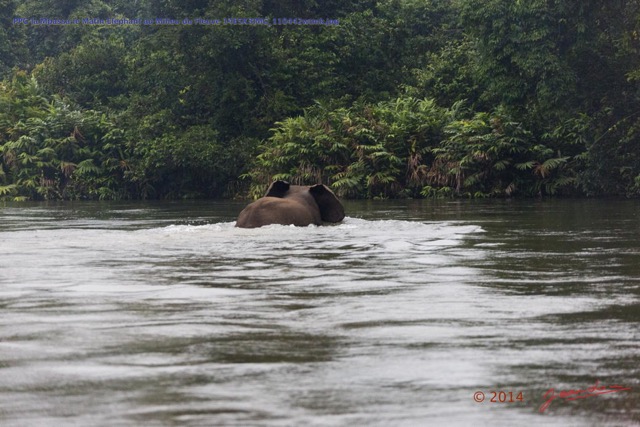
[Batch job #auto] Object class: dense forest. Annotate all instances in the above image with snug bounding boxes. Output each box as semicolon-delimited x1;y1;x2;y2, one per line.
1;0;639;200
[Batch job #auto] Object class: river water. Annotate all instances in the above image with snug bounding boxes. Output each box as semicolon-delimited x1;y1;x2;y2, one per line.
0;199;638;426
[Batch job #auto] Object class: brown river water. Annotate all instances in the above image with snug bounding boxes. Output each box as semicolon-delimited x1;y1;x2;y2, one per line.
0;199;638;426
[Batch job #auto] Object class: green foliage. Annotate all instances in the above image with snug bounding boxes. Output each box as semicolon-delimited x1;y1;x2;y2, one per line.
2;0;639;199
247;97;449;198
455;0;577;113
408;37;479;108
0;72;129;200
246;100;592;199
579;110;640;197
0;0;28;76
427;107;584;197
126;123;247;199
34;33;130;108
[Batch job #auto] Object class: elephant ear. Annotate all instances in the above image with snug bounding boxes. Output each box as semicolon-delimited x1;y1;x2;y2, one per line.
309;184;345;223
264;180;290;198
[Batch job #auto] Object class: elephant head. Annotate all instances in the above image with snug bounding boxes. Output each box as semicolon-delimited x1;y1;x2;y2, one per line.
235;180;345;228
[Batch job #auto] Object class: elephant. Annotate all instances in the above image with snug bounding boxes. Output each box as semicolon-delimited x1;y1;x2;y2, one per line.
235;180;345;228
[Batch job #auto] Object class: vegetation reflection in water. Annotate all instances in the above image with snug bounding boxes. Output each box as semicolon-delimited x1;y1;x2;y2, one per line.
0;199;638;426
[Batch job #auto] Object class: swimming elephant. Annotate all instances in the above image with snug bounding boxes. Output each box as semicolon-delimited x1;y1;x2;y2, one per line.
235;180;345;228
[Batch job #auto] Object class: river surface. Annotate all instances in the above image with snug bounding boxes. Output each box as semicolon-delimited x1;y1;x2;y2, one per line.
0;199;638;426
